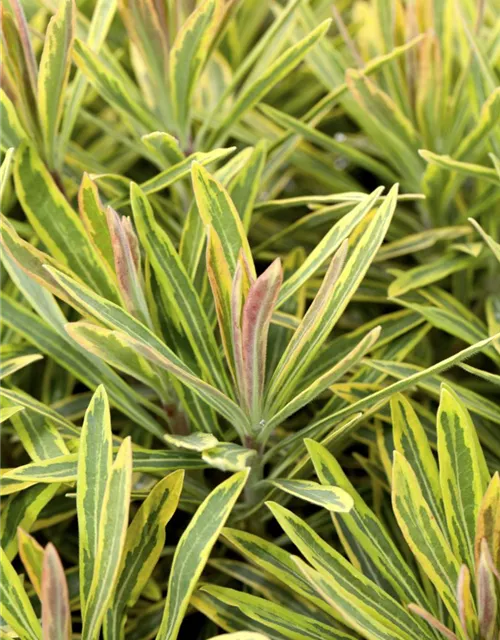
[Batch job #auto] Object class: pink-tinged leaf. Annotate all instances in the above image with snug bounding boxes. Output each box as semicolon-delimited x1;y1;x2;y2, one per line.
106;206;149;324
231;262;245;406
41;544;71;640
78;173;114;271
206;225;235;377
477;539;498;639
9;0;38;96
241;259;282;422
266;239;348;412
457;565;478;638
407;604;458;640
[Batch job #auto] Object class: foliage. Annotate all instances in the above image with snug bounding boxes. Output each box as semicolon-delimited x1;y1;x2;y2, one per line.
0;0;499;638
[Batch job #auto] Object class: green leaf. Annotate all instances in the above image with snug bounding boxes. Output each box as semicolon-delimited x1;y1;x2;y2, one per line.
388;253;474;297
391;394;446;531
105;470;184;638
0;89;27;149
200;586;353;640
37;0;74;168
267;185;398;410
73;38;159;133
208;19;332;144
229;140;267;232
202;444;256;472
268;502;431;640
208;633;270;640
77;385;113;611
41;544;72;640
131;182;230;393
272;479;353;513
0;146;14;201
155;470;248;640
1;483;59;559
13;142;119;302
170;0;222;142
419;149;499;184
81;437;133;640
192;162;255;278
0;352;43;379
469;218;500;263
65;321;166;400
0;548;42;640
18;528;44;597
164;433;219;452
263;326;381;437
392;451;462;626
45;265;250;435
437;384;489;569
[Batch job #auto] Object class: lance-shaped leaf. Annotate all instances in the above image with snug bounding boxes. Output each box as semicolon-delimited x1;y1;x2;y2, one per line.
267;502;430;640
105;469;184;637
164;433;219;452
206;226;235;375
18;528;44;597
78;385;113;611
202;443;256;472
0;146;14;200
170;0;222;142
240;258;282;423
78;174;114;271
272;479;353;513
208;633;270;640
419;150;499;184
276;187;384;307
208;19;331;144
0;405;24;423
229;140;267;232
119;0;169;121
469;218;500;263
221;527;336;618
1;483;59;559
437;384;489;570
41;543;71;640
265;240;347;412
4;449;207;486
37;0;74;168
199;586;352;640
457;565;479;639
81;437;132;640
0;351;43;379
391;393;446;532
263;327;380;438
155;470;249;640
406;605;458;640
131;183;230;393
73;38;160;133
475;473;500;569
267;184;398;412
392;451;462;626
65;321;166;399
13;143;119;302
45;265;250;435
0;548;42;640
106;204;151;324
192;162;256;278
285;332;500;449
305;439;432;609
477;539;498;639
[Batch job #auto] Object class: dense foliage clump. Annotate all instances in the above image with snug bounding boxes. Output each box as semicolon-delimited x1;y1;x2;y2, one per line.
1;0;499;638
